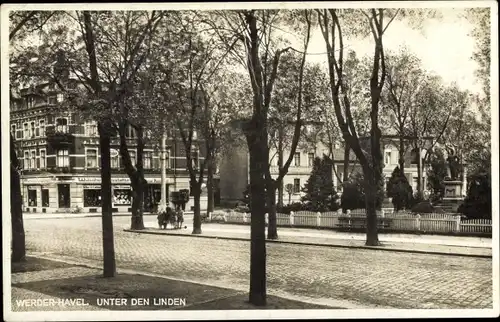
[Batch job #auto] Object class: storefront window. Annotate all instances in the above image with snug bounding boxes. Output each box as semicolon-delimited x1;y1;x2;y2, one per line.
113;188;131;206
84;189;101;207
28;189;37;206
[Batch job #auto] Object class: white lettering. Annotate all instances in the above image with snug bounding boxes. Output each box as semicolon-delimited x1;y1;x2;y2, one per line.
131;298;149;306
153;298;187;306
96;298;128;306
15;298;89;307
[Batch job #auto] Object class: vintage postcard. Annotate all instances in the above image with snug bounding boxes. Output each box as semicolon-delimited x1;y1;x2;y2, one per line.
2;1;498;321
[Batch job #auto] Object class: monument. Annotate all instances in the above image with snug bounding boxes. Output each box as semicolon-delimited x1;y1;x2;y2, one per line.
441;148;466;212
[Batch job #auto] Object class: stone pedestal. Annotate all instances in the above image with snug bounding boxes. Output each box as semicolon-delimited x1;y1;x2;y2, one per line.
441;180;465;213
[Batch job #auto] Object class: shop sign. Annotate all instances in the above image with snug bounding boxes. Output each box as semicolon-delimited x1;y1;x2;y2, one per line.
77;177;100;183
23;178;53;184
83;185;101;190
114;185;130;190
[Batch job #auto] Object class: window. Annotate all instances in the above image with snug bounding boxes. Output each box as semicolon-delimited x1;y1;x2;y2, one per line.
40;149;46;169
27;97;34;109
55;118;68;133
11;124;16;136
192;130;198;139
84;121;98;136
111;152;119;169
48;95;57;105
410;149;419;165
385;151;392;165
126;125;136;139
293;178;301;193
24;151;29;169
28;189;37;206
23;123;28;139
57;149;69;167
294;152;301;167
308;153;315;167
30;122;35;138
86;149;98;168
39;119;45;137
57;93;64;102
166;149;171;169
84;189;101;207
30;150;36;169
144;151;152;169
190;149;199;169
129;150;136;166
153;152;160;169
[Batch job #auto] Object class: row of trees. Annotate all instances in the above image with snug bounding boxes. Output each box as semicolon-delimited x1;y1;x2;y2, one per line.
10;8;491;306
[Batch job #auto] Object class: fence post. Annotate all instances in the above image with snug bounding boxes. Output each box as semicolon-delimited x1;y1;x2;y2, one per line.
455;215;461;233
223;211;227;223
290;211;295;226
242;212;247;223
265;213;269;225
208;212;212;222
347;209;351;228
317;212;321;227
416;214;420;231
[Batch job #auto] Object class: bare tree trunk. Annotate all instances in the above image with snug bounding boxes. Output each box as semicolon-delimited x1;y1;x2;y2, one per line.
277;130;284;207
364;177;380;246
98;121;116;277
343;143;350;183
207;159;214;216
266;182;278;240
416;146;423;196
247;134;267;306
11;134;25;263
399;135;405;174
130;127;145;230
192;182;202;234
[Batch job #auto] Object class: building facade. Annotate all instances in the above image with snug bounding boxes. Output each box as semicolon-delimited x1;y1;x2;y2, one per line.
11;81;213;214
219;132;431;206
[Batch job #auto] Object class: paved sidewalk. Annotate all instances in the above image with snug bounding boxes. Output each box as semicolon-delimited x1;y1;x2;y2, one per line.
10;256;336;313
125;222;492;258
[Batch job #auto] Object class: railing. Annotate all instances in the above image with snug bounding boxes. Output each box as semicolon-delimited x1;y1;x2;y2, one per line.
207;209;492;236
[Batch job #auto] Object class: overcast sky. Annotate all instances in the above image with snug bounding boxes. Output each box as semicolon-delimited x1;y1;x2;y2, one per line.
302;8;481;94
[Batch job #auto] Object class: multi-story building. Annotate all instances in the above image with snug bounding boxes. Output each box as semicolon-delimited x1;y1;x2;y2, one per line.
219;128;432;206
10;80;214;214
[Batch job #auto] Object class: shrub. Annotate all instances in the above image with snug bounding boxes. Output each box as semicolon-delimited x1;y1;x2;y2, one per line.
459;170;491;219
411;201;444;214
386;166;413;211
301;156;340;212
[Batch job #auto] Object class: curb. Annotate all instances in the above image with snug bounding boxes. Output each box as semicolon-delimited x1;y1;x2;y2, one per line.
123;229;492;259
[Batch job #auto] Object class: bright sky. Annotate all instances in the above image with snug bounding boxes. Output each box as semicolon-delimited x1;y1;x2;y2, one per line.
301;8;482;94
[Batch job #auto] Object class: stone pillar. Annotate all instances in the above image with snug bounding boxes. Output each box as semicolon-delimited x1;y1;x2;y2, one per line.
462;166;468;198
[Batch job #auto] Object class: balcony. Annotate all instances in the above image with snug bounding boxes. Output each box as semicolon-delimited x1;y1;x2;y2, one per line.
46;129;74;147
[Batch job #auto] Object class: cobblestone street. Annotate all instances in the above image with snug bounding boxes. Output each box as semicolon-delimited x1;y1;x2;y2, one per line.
21;216;493;309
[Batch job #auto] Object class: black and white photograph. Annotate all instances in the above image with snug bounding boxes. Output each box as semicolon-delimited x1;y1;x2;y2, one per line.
2;1;498;321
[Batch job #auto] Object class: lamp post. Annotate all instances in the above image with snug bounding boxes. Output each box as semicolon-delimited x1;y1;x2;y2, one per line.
159;123;167;212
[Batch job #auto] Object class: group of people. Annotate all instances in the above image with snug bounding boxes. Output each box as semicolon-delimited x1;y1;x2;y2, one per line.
157;205;185;230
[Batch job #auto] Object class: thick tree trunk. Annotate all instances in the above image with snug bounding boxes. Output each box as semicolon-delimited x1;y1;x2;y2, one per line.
364;177;380;246
266;184;278;240
98;121;116;277
399;137;405;175
207;160;214;216
416;147;423;196
11;134;25;263
277;131;284;207
248;141;267;306
192;183;202;234
130;127;145;230
130;181;145;230
343;143;350;183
